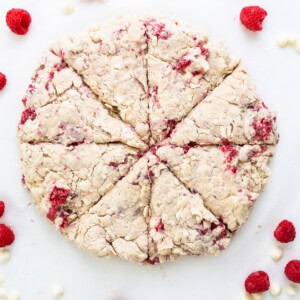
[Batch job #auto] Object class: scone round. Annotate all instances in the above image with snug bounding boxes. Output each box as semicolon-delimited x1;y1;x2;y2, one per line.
18;16;278;264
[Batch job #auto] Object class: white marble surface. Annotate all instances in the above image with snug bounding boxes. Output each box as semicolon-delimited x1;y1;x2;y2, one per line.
0;0;299;299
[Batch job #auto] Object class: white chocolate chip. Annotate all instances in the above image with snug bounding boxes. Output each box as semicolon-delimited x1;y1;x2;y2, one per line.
0;288;9;299
269;283;282;296
294;41;300;54
8;291;20;300
286;284;298;296
63;1;75;15
270;246;283;261
243;293;253;300
52;285;64;298
252;293;264;300
277;37;288;48
0;275;4;286
0;249;11;264
287;35;298;46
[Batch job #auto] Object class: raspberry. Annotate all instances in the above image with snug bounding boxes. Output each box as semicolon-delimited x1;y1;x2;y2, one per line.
47;187;70;222
176;56;192;72
0;201;5;218
274;220;296;243
0;73;7;91
244;271;270;294
6;8;32;35
285;260;300;283
147;256;160;265
221;144;238;163
0;224;15;247
164;119;177;138
240;6;268;32
20;107;37;125
154;219;165;232
253;118;273;140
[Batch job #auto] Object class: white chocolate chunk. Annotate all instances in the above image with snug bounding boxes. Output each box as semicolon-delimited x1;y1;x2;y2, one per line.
276;37;288;48
243;293;253;300
252;294;263;300
294;41;300;54
8;291;20;300
286;34;298;46
0;249;10;264
52;285;64;297
286;284;298;296
63;0;75;15
269;283;281;296
0;288;9;300
270;246;283;261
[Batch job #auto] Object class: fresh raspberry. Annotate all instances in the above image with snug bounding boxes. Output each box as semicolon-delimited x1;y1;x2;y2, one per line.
285;260;300;283
0;201;5;218
0;73;7;91
244;271;270;294
0;224;15;247
274;220;296;243
6;8;32;35
240;6;268;32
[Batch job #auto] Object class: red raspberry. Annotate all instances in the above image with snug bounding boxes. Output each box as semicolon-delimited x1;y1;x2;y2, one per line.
19;107;37;125
285;260;300;283
0;224;15;247
154;219;165;232
0;73;7;91
0;201;5;218
240;6;268;32
6;8;32;35
274;220;296;243
147;256;160;265
47;187;70;222
253;118;273;141
244;271;270;294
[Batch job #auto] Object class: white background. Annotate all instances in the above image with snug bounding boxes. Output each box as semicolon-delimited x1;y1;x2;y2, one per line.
0;0;300;299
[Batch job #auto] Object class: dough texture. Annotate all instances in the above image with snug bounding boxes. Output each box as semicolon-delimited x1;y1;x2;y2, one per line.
18;16;278;264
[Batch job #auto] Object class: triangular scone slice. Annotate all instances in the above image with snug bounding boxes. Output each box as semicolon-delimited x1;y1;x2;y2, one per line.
148;164;231;264
156;144;274;231
170;66;278;146
18;99;146;149
19;52;146;149
20;143;138;229
51;17;149;142
145;17;239;142
144;16;208;60
64;155;152;263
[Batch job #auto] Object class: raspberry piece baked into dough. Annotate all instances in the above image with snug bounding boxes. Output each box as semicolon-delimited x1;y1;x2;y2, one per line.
18;16;278;264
